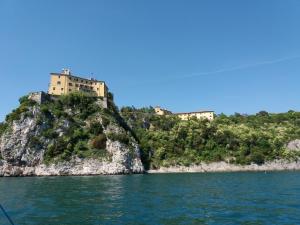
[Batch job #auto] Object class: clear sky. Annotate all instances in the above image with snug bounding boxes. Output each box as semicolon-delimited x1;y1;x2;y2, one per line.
1;0;300;122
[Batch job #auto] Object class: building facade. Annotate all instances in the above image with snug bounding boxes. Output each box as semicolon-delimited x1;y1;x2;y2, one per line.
48;69;108;97
154;106;214;121
175;111;214;121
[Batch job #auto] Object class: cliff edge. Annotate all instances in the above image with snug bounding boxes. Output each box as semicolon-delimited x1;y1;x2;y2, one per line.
0;93;144;176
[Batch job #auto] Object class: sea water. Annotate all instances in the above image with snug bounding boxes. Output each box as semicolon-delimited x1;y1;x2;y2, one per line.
0;172;300;225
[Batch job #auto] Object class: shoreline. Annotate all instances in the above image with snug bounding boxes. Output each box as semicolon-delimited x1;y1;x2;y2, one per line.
147;160;300;174
1;160;300;177
0;158;144;177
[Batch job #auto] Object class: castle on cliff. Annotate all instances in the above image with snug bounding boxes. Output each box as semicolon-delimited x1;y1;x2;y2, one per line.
28;69;109;108
28;69;214;120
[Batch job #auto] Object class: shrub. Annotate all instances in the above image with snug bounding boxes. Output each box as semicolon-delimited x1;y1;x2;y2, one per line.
74;141;88;153
40;104;54;119
89;122;103;135
19;96;36;106
107;132;129;145
250;151;265;165
71;128;89;143
107;92;114;101
90;134;107;149
6;109;22;122
256;111;269;117
0;123;8;136
60;92;93;107
42;128;58;139
5;100;35;123
101;116;110;128
44;144;56;162
44;138;68;162
28;137;42;148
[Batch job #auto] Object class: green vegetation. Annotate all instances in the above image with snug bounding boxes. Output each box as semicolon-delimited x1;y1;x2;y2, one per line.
3;91;137;164
90;134;107;149
0;92;127;163
0;122;8;136
1;91;300;169
5;96;36;123
121;107;300;169
36;92;118;163
0;96;36;135
106;132;130;145
89;121;104;135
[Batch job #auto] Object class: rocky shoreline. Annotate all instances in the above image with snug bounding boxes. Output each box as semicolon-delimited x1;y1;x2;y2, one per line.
147;160;300;174
0;157;144;177
0;101;145;177
1;160;300;177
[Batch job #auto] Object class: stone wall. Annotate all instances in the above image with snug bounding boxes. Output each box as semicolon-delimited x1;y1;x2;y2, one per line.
28;91;108;109
28;91;50;104
96;97;108;109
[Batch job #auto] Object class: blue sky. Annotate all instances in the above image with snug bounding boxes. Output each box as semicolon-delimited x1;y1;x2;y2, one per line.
1;0;300;122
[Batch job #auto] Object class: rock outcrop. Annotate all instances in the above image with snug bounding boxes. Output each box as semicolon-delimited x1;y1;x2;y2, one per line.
0;93;144;176
287;140;300;152
147;160;300;174
0;107;45;167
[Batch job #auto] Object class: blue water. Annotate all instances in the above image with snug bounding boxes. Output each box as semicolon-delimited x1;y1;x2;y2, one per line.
0;172;300;225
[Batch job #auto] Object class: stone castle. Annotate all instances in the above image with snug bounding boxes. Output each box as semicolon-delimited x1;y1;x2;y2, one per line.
28;69;214;119
28;69;109;108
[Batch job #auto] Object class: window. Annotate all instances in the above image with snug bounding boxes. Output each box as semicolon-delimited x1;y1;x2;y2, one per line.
57;81;61;85
81;80;83;83
58;76;61;79
69;89;71;92
69;83;73;86
97;88;99;91
75;84;79;87
53;87;56;90
61;88;64;91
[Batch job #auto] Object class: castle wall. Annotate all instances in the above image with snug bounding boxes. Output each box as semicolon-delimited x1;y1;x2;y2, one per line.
28;91;50;104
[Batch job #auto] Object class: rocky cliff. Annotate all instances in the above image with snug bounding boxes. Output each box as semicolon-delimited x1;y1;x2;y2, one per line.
0;93;144;176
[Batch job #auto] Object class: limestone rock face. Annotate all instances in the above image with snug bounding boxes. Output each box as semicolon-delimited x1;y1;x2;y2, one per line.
287;140;300;152
147;160;300;174
0;101;144;176
106;140;144;174
0;107;46;167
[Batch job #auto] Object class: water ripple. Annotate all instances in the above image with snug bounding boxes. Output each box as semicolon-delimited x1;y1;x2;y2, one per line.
0;172;300;225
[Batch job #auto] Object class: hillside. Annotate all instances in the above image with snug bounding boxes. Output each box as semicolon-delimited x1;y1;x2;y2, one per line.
120;107;300;170
1;93;300;176
0;93;144;176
